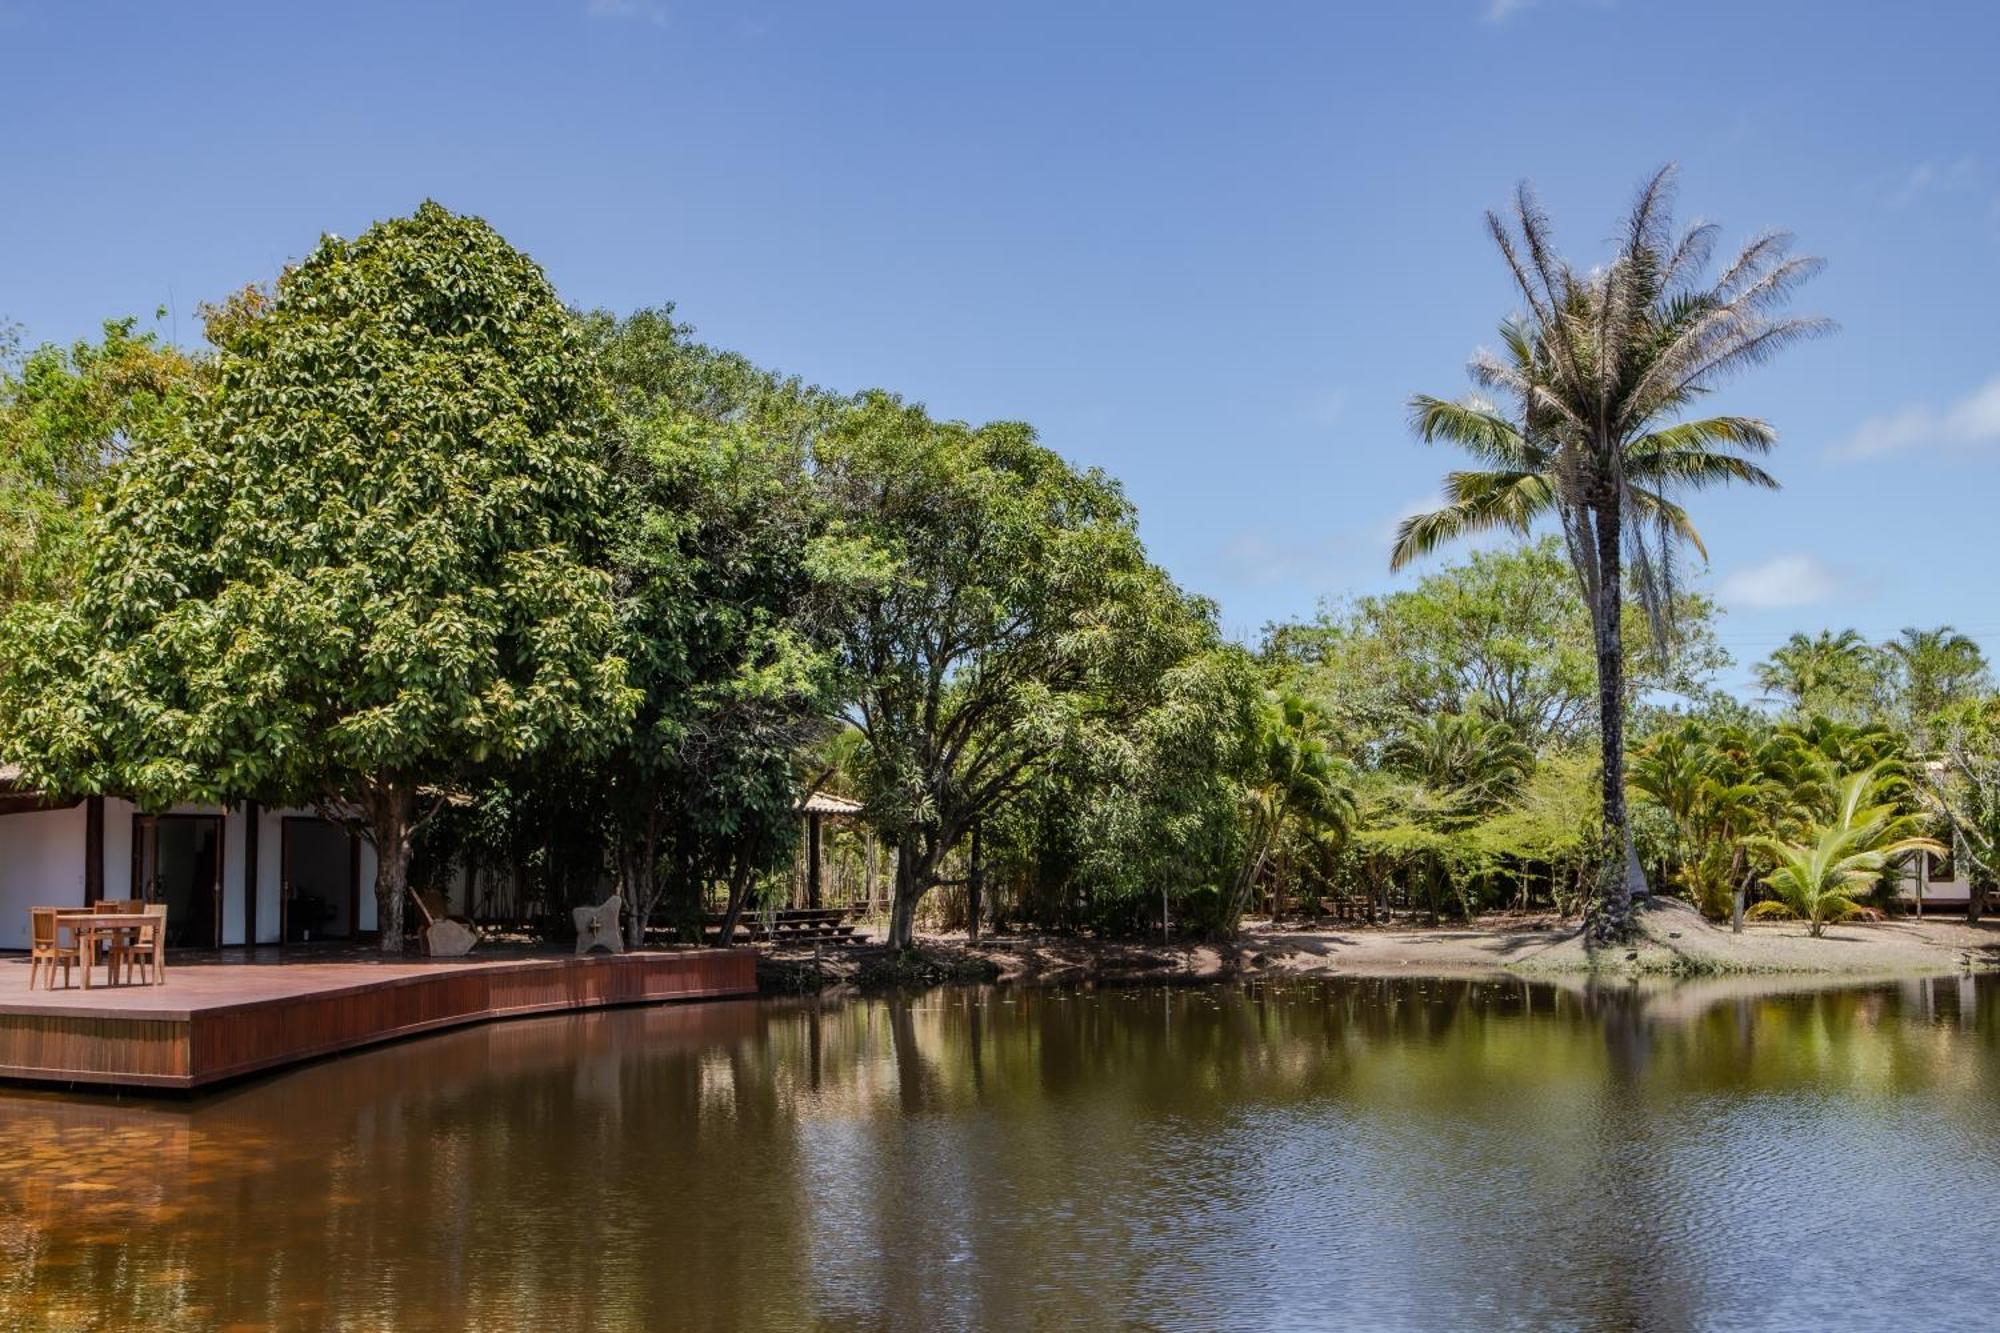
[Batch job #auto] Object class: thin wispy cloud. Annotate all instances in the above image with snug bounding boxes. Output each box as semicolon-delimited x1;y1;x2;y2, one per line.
1886;156;1978;209
587;0;668;28
1217;530;1349;588
1485;0;1538;20
1717;553;1844;610
1298;387;1350;429
1833;375;2000;460
1379;494;1445;548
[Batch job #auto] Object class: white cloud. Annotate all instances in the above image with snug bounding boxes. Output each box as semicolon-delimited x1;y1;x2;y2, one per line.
1716;554;1843;610
1485;0;1537;19
1834;375;2000;460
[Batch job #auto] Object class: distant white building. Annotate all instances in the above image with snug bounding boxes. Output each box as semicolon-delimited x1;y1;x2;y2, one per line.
1894;840;1981;914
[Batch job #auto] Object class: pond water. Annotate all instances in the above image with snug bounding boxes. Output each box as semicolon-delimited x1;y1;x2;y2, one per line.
2;974;1998;1330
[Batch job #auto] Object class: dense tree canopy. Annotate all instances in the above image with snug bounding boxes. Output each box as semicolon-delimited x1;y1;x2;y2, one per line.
2;191;1994;957
583;308;857;944
1266;538;1723;755
0;318;195;609
1;203;637;948
819;391;1219;948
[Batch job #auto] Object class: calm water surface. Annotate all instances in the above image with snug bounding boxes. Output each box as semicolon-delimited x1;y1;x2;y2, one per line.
2;975;1998;1331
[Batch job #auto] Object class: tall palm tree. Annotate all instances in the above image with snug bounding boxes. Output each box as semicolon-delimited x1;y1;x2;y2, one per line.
1392;166;1828;936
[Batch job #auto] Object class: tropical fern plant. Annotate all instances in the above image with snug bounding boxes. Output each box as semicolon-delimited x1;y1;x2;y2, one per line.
1742;763;1942;937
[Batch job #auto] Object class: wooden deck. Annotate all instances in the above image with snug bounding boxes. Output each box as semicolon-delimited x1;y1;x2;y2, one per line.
0;947;756;1091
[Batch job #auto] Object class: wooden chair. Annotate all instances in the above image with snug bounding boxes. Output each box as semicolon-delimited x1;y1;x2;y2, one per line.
29;908;80;990
94;899;145;979
120;905;168;985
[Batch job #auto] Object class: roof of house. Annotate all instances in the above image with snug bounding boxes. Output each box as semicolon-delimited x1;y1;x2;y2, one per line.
797;790;864;816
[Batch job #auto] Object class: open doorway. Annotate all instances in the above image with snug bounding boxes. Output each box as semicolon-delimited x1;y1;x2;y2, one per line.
131;814;223;948
282;817;357;943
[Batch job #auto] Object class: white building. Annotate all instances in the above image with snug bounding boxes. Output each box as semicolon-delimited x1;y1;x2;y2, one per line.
1894;842;1981;914
0;764;383;951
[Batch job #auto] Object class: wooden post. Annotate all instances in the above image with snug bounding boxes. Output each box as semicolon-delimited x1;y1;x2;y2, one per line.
807;812;823;910
242;800;260;945
83;796;104;905
864;831;880;917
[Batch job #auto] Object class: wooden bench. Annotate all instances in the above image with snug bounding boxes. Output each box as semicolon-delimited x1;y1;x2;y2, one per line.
702;908;857;943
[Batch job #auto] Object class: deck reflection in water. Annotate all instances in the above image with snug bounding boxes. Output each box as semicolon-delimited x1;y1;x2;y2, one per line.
2;975;1998;1330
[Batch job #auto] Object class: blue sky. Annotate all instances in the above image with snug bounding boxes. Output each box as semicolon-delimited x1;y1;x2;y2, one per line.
6;1;1999;695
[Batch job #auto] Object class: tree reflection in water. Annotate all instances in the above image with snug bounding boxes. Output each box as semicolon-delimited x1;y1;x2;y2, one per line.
1;976;1995;1330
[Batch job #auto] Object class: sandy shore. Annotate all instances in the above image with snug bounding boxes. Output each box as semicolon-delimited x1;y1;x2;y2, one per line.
760;899;2000;990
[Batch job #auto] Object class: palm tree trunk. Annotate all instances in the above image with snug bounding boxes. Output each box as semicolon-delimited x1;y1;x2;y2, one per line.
1589;499;1645;939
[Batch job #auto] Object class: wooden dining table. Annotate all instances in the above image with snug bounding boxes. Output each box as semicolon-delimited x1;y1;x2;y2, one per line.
52;911;164;989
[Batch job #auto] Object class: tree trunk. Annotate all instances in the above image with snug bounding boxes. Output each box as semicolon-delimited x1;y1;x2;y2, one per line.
624;806;660;949
1969;874;1989;926
1588;499;1647;941
1730;848;1749;934
716;851;756;946
363;784;415;955
966;821;983;942
888;840;926;951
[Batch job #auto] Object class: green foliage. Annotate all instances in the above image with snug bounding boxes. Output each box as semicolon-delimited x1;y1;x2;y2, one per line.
1884;626;1989;738
1223;691;1356;934
987;644;1262;936
1382;707;1533;820
1631;713;1920;923
591;325;856;939
1753;630;1887;722
0;318;195;608
1743;763;1941;937
1266;538;1723;755
1;203;637;948
1919;697;2000;919
818;390;1219;947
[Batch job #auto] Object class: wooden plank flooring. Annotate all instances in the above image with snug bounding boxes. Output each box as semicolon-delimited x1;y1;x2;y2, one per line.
0;949;756;1090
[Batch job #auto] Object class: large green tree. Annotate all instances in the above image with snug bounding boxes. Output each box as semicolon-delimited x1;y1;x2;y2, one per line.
820;391;1215;949
601;400;853;946
1392;167;1827;936
2;203;636;950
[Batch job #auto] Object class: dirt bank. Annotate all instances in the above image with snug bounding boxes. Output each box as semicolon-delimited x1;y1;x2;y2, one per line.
756;900;2000;992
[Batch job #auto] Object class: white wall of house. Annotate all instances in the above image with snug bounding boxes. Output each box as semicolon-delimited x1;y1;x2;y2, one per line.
0;803;88;951
254;805;283;945
0;798;382;948
1895;849;1972;904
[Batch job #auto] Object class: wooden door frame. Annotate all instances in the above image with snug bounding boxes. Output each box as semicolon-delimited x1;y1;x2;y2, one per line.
279;815;361;944
129;812;225;949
